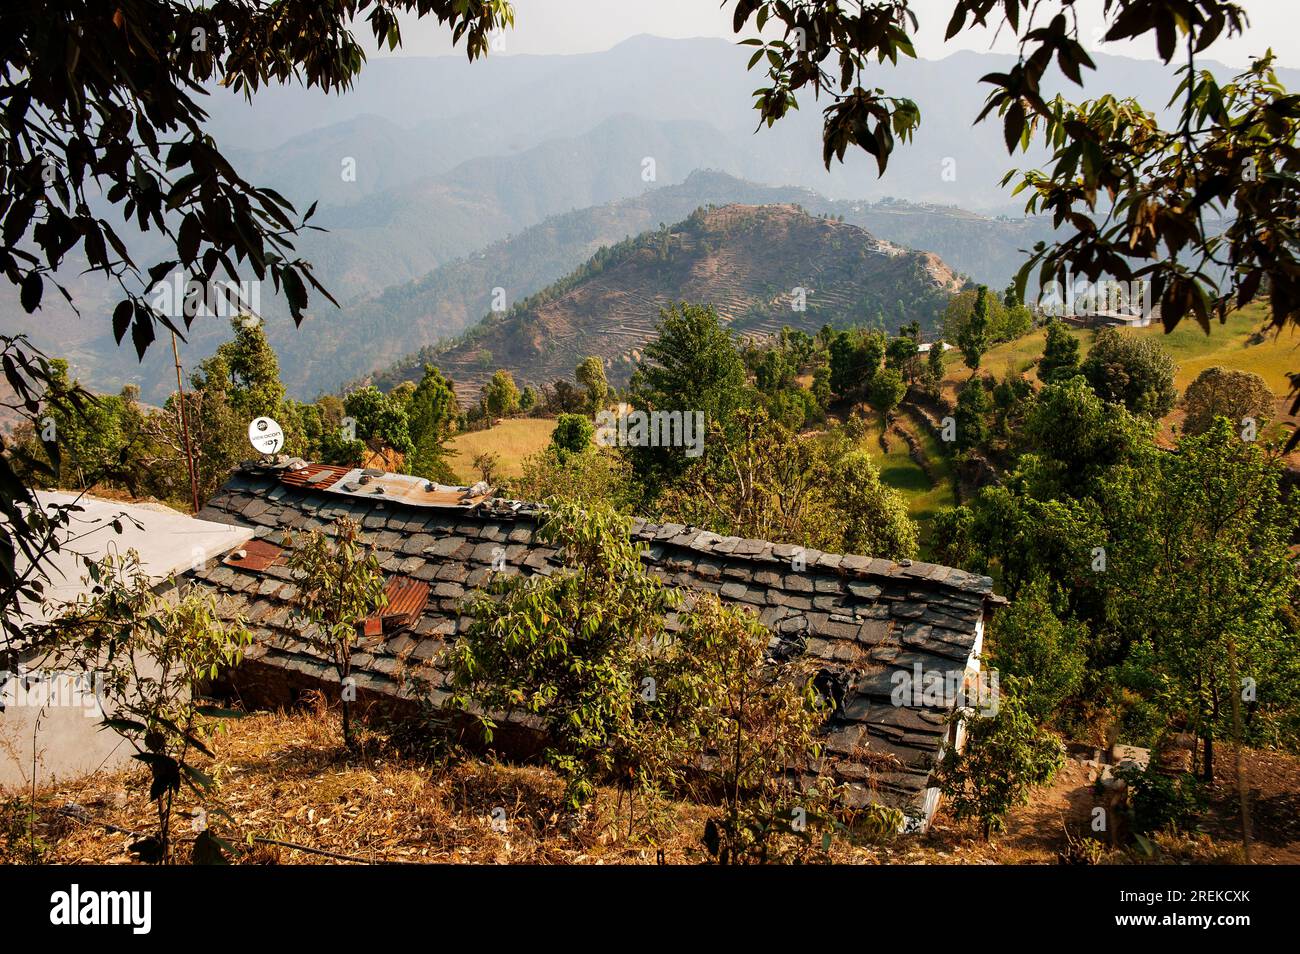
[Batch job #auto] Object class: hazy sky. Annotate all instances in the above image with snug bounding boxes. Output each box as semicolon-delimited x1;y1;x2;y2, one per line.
379;0;1298;67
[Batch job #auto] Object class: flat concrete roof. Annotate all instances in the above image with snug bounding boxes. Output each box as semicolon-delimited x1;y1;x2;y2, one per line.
18;492;255;624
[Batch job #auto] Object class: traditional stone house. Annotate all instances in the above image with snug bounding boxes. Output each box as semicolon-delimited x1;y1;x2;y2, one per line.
191;458;1004;832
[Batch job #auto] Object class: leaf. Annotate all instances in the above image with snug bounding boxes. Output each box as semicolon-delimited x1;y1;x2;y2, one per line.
130;311;156;358
111;299;132;343
181;761;215;792
128;835;165;864
178;212;201;262
1004;101;1026;153
703;817;720;858
191;829;231;865
19;271;41;313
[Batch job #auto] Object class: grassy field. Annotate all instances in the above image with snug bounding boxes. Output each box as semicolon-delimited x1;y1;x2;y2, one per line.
941;302;1300;430
446;417;556;482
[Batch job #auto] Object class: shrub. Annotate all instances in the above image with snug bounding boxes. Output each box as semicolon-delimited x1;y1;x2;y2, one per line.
936;679;1064;839
1114;763;1206;836
679;596;834;864
446;502;680;811
551;413;595;459
45;551;251;862
286;517;387;751
1180;366;1275;436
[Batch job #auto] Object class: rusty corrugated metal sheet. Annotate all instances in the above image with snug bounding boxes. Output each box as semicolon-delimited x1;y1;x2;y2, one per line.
381;576;429;619
223;538;284;572
280;463;350;491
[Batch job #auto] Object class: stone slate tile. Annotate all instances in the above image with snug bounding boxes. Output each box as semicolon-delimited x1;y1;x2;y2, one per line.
784;574;814;593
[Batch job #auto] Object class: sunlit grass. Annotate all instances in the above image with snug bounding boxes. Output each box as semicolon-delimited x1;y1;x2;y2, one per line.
446;417;557;482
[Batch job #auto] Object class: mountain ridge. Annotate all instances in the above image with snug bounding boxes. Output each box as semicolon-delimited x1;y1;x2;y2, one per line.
371;202;963;401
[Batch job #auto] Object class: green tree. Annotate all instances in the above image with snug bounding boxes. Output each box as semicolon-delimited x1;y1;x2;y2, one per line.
519;385;540;413
1020;376;1152;500
885;334;920;381
957;285;990;372
178;317;293;500
868;365;907;420
954;377;991;451
208;317;286;421
1118;418;1299;781
481;369;521;418
510;445;633;512
406;364;460;482
683;596;838;864
811;363;833;410
1080;326;1178;417
936;680;1065;840
0;2;512;655
343;385;414;459
730;5;1300;454
551;413;595;459
576;356;609;415
44;551;251;863
826;451;918;560
924;340;946;394
14;360;149;493
988;576;1088;725
929;504;983;572
286;517;387;750
446;502;679;808
627;303;751;496
827;328;884;398
1038;319;1081;384
661;407;831;548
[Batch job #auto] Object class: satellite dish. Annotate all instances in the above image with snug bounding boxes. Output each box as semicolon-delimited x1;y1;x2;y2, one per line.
247;416;284;455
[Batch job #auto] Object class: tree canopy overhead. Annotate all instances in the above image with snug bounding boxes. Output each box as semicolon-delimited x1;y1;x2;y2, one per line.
1;1;513;353
0;1;514;651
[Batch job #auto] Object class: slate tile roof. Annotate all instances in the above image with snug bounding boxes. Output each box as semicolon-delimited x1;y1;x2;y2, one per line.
191;460;1003;828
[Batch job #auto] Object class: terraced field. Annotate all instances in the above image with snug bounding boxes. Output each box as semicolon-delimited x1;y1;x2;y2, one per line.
855;409;959;559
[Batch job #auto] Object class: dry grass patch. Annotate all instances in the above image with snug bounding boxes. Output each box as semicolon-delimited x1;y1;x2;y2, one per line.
7;703;1295;866
446;418;557;482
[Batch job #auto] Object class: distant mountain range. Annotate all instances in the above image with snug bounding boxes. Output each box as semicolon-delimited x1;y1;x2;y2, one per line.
5;38;1284;403
371;203;963;401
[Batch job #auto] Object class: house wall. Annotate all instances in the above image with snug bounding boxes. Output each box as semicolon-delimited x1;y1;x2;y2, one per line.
906;615;986;833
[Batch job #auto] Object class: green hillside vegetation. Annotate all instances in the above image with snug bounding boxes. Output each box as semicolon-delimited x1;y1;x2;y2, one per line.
941;302;1300;436
853;411;958;552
